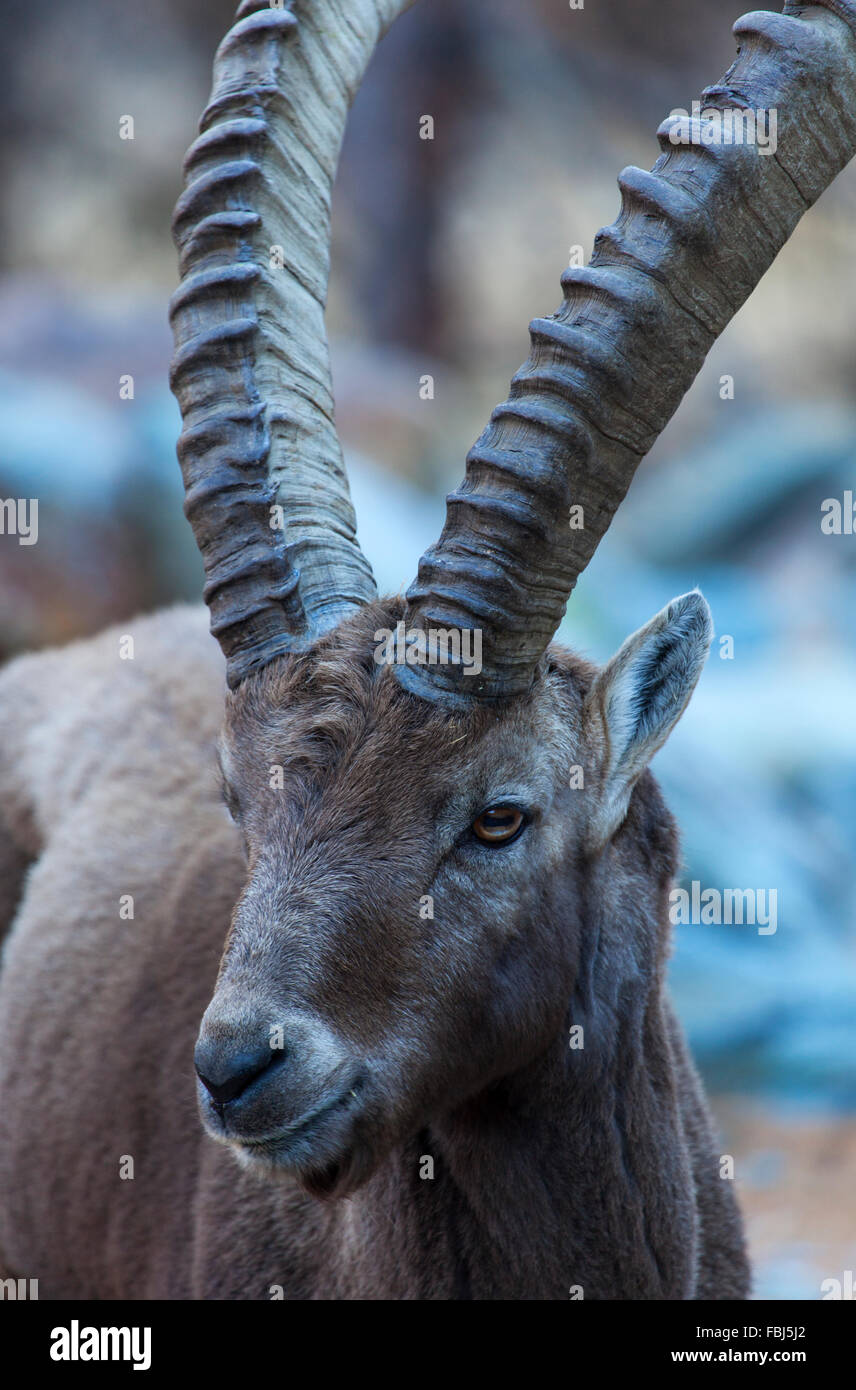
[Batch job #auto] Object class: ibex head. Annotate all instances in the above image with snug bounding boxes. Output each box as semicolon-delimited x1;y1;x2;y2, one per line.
195;591;708;1195
169;0;856;1196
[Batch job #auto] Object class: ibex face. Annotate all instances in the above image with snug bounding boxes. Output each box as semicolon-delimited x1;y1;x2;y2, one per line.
194;591;711;1198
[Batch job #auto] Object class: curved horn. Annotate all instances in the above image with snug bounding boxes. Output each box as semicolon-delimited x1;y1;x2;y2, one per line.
170;0;415;688
398;0;856;706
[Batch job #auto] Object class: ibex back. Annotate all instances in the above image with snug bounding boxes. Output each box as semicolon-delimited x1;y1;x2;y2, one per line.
2;0;856;1299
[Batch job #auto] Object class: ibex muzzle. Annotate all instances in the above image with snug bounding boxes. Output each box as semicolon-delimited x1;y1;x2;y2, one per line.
194;1005;359;1176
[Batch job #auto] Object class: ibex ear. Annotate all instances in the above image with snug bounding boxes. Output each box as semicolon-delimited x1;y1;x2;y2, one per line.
584;591;713;850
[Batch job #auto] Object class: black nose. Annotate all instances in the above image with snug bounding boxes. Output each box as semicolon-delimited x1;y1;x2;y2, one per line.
194;1039;282;1106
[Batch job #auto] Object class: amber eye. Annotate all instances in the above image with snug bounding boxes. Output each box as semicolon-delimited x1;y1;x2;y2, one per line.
472;805;525;845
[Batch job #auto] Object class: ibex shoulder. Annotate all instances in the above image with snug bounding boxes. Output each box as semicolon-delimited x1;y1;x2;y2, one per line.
0;605;224;848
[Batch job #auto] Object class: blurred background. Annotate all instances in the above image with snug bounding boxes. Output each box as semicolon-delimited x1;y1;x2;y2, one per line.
0;0;854;1298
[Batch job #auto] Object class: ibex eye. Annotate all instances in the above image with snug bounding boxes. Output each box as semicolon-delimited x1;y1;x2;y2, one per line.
472;805;525;845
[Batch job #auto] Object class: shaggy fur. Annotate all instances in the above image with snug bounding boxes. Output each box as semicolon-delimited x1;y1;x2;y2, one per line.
0;598;749;1299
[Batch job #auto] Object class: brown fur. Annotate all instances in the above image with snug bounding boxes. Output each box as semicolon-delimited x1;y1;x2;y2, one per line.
0;599;749;1299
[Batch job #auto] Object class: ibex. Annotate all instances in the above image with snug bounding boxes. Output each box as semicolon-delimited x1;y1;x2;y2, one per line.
1;0;854;1301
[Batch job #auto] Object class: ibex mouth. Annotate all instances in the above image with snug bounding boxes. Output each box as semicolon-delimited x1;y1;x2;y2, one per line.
227;1073;367;1194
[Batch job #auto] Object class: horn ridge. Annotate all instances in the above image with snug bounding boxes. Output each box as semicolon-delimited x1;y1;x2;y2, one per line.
399;0;856;704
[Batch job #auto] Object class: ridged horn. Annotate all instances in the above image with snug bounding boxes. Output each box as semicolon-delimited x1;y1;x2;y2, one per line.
170;0;415;688
397;0;856;706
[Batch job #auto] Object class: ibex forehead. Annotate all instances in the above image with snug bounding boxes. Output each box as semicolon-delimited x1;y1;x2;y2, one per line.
220;605;585;785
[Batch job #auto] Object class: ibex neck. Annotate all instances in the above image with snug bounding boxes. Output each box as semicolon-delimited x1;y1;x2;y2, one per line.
339;992;698;1300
